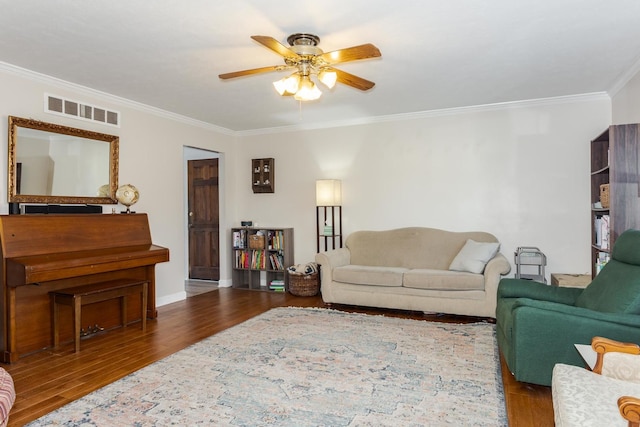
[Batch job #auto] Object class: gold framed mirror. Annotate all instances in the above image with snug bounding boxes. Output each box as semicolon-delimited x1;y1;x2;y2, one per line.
8;116;119;204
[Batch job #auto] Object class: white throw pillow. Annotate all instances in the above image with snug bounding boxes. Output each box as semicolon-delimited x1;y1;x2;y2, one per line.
449;239;500;274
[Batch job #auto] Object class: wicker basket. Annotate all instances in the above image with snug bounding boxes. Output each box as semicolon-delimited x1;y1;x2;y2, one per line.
287;272;319;297
248;234;265;250
600;184;610;208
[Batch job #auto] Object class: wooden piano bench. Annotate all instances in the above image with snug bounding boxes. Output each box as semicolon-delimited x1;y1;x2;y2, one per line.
50;278;149;353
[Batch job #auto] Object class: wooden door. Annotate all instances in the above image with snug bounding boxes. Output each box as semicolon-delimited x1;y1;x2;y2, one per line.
188;158;220;280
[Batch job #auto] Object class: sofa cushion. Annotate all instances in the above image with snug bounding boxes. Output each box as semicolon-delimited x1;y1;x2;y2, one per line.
575;259;640;314
345;228;500;270
333;265;407;287
403;269;484;291
449;239;500;274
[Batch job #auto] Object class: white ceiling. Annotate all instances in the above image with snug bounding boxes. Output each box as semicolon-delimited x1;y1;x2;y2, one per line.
1;1;640;133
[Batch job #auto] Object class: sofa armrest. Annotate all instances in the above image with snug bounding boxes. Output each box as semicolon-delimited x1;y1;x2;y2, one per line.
315;248;350;270
484;252;511;277
483;253;511;287
592;336;640;375
618;396;640;426
480;253;511;316
498;277;582;305
315;248;351;300
592;336;640;357
512;298;640;328
505;298;640;385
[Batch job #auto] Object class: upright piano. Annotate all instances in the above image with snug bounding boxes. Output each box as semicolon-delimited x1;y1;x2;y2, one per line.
0;213;169;362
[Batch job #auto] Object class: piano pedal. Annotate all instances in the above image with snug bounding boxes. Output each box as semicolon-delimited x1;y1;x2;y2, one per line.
80;324;104;337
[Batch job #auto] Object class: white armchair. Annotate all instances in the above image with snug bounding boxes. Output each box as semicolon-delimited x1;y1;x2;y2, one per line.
552;336;640;426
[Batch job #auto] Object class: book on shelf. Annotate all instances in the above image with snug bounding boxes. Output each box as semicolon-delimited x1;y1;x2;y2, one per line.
594;214;610;249
269;279;285;291
232;230;246;248
234;250;250;269
250;250;267;269
267;230;284;250
268;252;285;270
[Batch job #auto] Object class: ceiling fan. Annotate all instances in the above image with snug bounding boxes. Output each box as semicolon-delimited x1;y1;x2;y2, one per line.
218;33;381;101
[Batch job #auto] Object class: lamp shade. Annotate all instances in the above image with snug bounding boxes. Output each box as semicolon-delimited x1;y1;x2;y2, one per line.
316;179;342;206
273;73;300;96
318;69;337;89
294;77;322;101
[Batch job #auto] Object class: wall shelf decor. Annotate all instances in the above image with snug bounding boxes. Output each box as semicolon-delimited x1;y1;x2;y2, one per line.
252;158;274;193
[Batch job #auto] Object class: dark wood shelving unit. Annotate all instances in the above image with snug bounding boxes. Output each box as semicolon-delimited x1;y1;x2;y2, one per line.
590;124;640;276
231;227;293;291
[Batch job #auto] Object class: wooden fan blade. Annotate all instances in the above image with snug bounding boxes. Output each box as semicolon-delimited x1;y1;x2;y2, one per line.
319;43;381;65
331;68;376;91
251;35;301;61
218;65;284;80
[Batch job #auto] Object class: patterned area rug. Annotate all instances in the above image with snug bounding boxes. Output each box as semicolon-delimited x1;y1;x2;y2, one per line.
28;307;506;426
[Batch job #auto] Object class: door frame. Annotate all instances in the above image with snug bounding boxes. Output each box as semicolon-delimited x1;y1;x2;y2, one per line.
183;146;229;286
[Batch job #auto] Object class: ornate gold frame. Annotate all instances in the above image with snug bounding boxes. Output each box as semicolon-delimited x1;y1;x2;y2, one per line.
8;116;119;204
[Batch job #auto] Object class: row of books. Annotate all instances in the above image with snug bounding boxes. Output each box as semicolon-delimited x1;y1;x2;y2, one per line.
233;250;265;269
232;229;286;251
269;279;285;292
232;229;247;249
594;214;610;250
267;230;285;250
234;250;285;270
269;252;285;270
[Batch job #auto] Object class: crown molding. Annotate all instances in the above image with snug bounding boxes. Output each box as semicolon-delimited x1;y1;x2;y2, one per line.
236;92;611;136
0;61;236;136
0;61;610;138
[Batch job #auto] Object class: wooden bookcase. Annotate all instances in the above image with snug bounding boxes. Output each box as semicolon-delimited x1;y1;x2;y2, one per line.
231;227;294;290
590;124;640;277
252;158;274;193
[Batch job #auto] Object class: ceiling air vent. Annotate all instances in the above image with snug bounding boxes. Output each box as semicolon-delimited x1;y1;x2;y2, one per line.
45;94;120;127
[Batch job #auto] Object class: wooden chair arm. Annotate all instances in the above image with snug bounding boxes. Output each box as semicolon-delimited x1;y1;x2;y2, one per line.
618;396;640;427
592;337;640;374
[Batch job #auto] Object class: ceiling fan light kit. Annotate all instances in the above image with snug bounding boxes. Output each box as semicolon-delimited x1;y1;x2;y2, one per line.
219;33;381;102
318;69;337;89
293;75;322;101
273;73;300;96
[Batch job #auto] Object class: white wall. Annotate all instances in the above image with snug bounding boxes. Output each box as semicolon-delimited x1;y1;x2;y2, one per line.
612;67;640;124
0;67;237;306
238;97;611;280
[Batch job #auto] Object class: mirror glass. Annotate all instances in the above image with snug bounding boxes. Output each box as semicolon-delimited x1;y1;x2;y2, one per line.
8;116;119;204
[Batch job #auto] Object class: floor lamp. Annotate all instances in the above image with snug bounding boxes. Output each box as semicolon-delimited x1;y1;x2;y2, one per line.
316;179;343;253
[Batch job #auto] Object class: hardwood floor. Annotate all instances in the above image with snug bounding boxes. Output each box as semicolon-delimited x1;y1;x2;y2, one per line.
3;288;553;426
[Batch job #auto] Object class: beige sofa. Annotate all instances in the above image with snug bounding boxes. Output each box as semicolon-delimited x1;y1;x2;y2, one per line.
315;227;511;318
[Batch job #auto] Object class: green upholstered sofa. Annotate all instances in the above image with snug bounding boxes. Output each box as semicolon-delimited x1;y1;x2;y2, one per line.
496;229;640;386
